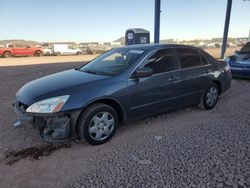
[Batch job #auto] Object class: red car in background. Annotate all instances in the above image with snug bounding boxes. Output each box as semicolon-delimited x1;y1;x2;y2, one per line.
0;44;43;58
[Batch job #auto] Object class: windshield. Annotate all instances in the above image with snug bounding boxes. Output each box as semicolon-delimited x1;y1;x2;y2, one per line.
80;48;146;76
240;42;250;53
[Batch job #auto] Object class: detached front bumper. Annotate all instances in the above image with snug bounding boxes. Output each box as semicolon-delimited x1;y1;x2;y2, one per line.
13;101;81;142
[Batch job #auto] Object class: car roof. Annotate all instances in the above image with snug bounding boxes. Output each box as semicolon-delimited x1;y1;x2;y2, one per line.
117;43;199;51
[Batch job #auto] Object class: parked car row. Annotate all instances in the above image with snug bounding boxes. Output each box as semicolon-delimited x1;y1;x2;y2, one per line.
42;44;81;56
0;43;84;58
225;42;250;78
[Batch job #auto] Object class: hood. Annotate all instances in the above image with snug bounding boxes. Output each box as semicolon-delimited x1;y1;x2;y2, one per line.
16;69;108;105
229;54;250;67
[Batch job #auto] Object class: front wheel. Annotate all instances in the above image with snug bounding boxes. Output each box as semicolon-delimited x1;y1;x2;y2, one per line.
34;51;42;57
199;83;219;110
77;103;118;145
3;51;12;58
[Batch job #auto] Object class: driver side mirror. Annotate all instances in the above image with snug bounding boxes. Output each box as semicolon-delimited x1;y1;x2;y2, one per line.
133;67;153;78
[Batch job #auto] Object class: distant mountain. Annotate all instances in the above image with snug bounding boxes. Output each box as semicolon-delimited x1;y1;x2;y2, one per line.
0;40;80;47
0;39;40;46
113;37;125;44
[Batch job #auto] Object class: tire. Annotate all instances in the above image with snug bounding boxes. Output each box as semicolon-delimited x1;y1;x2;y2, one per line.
77;103;118;145
198;82;219;110
34;51;42;57
76;51;81;55
3;51;12;58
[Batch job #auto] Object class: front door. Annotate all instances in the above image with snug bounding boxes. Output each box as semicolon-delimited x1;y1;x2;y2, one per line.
127;48;181;119
13;44;33;56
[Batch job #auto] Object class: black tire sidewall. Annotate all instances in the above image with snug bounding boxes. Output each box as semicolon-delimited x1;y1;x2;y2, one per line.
203;83;219;110
34;51;41;57
77;104;118;145
4;52;12;58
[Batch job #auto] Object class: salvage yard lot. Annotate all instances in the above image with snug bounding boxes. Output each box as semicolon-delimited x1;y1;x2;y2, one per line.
0;49;249;187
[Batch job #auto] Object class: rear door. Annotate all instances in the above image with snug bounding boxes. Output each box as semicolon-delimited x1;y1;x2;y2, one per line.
13;44;33;56
175;48;210;106
127;48;182;119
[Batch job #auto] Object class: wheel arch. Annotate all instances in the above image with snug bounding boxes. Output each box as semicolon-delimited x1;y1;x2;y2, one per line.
35;50;42;54
3;50;13;55
212;80;222;95
80;98;126;125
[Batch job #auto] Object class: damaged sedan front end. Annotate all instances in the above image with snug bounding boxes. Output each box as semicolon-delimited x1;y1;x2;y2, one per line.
14;97;81;142
13;64;113;144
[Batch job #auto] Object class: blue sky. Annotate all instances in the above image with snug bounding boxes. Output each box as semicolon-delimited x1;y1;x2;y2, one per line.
0;0;249;42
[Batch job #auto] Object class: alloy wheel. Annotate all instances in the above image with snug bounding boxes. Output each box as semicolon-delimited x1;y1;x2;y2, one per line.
206;87;218;107
88;111;115;141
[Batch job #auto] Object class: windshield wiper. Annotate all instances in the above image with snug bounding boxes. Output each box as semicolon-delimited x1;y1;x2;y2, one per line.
83;70;98;75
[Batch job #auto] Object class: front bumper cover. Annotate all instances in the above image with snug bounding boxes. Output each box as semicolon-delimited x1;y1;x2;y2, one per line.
13;101;81;142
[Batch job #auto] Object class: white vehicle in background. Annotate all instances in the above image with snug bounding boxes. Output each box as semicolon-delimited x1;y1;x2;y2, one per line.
43;48;52;55
207;43;216;48
52;44;81;55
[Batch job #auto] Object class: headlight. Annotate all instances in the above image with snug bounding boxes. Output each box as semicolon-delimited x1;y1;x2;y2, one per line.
26;95;70;113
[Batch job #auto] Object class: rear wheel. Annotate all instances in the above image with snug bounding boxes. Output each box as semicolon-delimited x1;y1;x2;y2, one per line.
77;103;118;145
199;83;219;110
34;51;42;57
3;51;12;58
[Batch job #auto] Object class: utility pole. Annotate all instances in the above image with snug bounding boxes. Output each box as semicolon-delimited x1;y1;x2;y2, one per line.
221;0;232;59
154;0;161;43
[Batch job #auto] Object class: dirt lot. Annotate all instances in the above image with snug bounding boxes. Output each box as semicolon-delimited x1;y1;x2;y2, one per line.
0;49;249;187
0;54;98;66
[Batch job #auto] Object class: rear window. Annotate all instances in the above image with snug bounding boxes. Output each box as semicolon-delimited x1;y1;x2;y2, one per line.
178;48;202;69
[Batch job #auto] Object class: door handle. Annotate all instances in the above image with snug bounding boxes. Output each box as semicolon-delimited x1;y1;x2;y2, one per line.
168;76;178;82
203;69;208;73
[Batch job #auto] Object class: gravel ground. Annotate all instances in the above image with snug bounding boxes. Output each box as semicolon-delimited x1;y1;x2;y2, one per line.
64;79;250;188
0;55;249;188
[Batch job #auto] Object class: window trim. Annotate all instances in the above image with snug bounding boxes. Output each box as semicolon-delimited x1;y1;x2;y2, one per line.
175;47;210;70
200;52;211;65
128;47;178;79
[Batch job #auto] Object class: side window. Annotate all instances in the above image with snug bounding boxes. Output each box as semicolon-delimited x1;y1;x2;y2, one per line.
15;44;24;48
178;49;202;69
143;49;175;74
201;54;210;65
